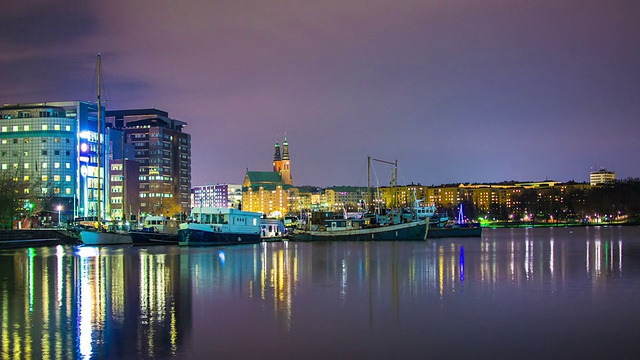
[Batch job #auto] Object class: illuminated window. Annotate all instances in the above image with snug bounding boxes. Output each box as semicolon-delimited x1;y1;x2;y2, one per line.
1;140;6;144
1;164;5;169
42;162;47;168
24;176;29;181
23;125;30;131
65;125;71;131
12;126;18;131
24;138;29;143
54;175;60;181
42;175;48;181
12;163;18;169
65;175;71;181
54;124;60;130
24;189;29;194
54;188;60;194
54;162;60;168
66;163;70;168
42;124;48;130
1;126;6;132
24;163;29;169
65;188;71;194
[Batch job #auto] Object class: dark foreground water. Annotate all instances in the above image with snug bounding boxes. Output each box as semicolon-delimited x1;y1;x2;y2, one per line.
2;226;640;359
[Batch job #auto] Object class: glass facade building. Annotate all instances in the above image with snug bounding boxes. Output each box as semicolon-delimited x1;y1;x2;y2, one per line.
0;101;108;221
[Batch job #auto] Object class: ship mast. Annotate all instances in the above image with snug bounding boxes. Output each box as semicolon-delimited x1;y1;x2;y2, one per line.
97;54;102;229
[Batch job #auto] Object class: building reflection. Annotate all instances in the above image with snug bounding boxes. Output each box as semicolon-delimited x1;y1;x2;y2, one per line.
0;227;631;358
0;245;191;360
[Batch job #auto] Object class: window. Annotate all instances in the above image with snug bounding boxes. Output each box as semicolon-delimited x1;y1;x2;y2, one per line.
1;140;6;144
42;150;47;156
54;125;60;130
1;164;6;170
24;176;29;181
65;175;71;181
54;162;60;168
24;138;29;143
42;175;48;181
13;139;18;144
42;162;47;169
23;125;29;131
66;163;70;168
54;175;60;181
1;126;6;132
54;150;60;155
65;188;71;194
42;125;48;130
65;126;71;131
23;163;29;169
12;126;18;131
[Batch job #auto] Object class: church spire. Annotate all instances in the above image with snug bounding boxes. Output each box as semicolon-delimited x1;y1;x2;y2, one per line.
282;134;289;160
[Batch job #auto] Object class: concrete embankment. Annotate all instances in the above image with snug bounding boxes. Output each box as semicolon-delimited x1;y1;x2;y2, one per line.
0;229;81;249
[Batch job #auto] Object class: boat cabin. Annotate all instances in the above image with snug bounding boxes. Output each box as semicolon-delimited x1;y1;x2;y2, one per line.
325;218;371;232
187;207;261;234
143;216;179;234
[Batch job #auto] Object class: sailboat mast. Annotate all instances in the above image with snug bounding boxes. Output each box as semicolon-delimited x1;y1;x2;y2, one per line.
97;54;102;228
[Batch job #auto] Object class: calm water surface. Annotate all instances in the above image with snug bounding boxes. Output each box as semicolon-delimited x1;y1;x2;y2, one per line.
2;226;640;359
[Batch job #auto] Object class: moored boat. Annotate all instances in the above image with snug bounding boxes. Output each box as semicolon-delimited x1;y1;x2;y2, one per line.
130;216;180;245
80;230;132;245
260;218;286;241
178;207;261;246
288;216;429;242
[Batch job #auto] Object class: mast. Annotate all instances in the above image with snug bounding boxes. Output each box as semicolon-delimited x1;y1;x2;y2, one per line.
97;53;102;229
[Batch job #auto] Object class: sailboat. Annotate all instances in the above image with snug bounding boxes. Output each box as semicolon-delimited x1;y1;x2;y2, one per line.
288;157;429;241
80;54;132;245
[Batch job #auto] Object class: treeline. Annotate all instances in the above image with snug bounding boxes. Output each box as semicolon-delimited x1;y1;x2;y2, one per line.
453;179;640;223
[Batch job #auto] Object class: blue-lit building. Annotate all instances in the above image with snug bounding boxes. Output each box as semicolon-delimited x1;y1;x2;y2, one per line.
0;101;109;223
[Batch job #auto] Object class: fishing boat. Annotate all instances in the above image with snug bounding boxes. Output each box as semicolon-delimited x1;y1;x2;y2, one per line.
289;157;429;242
79;54;132;245
130;216;180;245
178;207;262;246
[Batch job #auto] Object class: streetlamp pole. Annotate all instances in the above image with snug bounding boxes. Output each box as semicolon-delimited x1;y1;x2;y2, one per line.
57;204;62;227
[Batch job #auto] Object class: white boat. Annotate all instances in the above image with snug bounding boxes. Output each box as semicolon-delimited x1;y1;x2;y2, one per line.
130;216;180;245
260;218;286;240
179;207;262;246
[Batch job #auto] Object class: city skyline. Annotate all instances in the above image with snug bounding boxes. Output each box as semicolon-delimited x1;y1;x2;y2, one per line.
1;1;639;187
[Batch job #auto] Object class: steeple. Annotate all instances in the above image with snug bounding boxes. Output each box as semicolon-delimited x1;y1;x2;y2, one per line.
282;135;289;160
273;141;282;172
273;141;281;161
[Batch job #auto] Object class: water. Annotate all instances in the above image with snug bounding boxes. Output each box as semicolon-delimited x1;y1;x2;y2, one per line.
2;226;640;359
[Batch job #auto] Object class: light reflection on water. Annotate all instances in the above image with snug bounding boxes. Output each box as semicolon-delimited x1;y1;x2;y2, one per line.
1;226;639;359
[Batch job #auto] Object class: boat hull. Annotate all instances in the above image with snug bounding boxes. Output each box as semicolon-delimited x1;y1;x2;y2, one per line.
80;231;132;245
178;228;261;246
427;226;482;239
130;231;179;245
289;220;429;242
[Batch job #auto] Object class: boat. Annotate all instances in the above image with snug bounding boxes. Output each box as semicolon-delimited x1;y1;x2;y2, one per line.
178;207;262;246
260;218;286;241
427;204;482;239
79;54;132;246
289;157;429;242
130;216;180;245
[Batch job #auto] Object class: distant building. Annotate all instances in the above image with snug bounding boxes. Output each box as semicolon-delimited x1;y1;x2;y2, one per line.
105;109;191;216
590;169;615;186
192;183;242;209
243;136;294;217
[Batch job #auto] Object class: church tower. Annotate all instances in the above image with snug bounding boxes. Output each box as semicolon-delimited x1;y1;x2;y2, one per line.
281;136;292;185
273;141;282;172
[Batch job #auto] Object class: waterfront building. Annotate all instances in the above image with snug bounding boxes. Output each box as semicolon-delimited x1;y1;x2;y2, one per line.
105;109;191;217
242;137;295;217
590;168;615;186
322;186;368;212
0;101;109;223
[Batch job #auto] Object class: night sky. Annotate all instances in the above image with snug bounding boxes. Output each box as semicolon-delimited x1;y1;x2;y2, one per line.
1;0;639;187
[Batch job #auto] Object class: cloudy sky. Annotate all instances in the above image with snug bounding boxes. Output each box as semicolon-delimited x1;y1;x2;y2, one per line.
1;0;639;187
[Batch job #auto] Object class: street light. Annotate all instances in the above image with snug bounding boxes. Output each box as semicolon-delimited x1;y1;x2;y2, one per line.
57;204;62;227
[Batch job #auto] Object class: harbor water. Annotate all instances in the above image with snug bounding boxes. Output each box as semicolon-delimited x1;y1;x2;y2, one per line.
1;226;640;359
